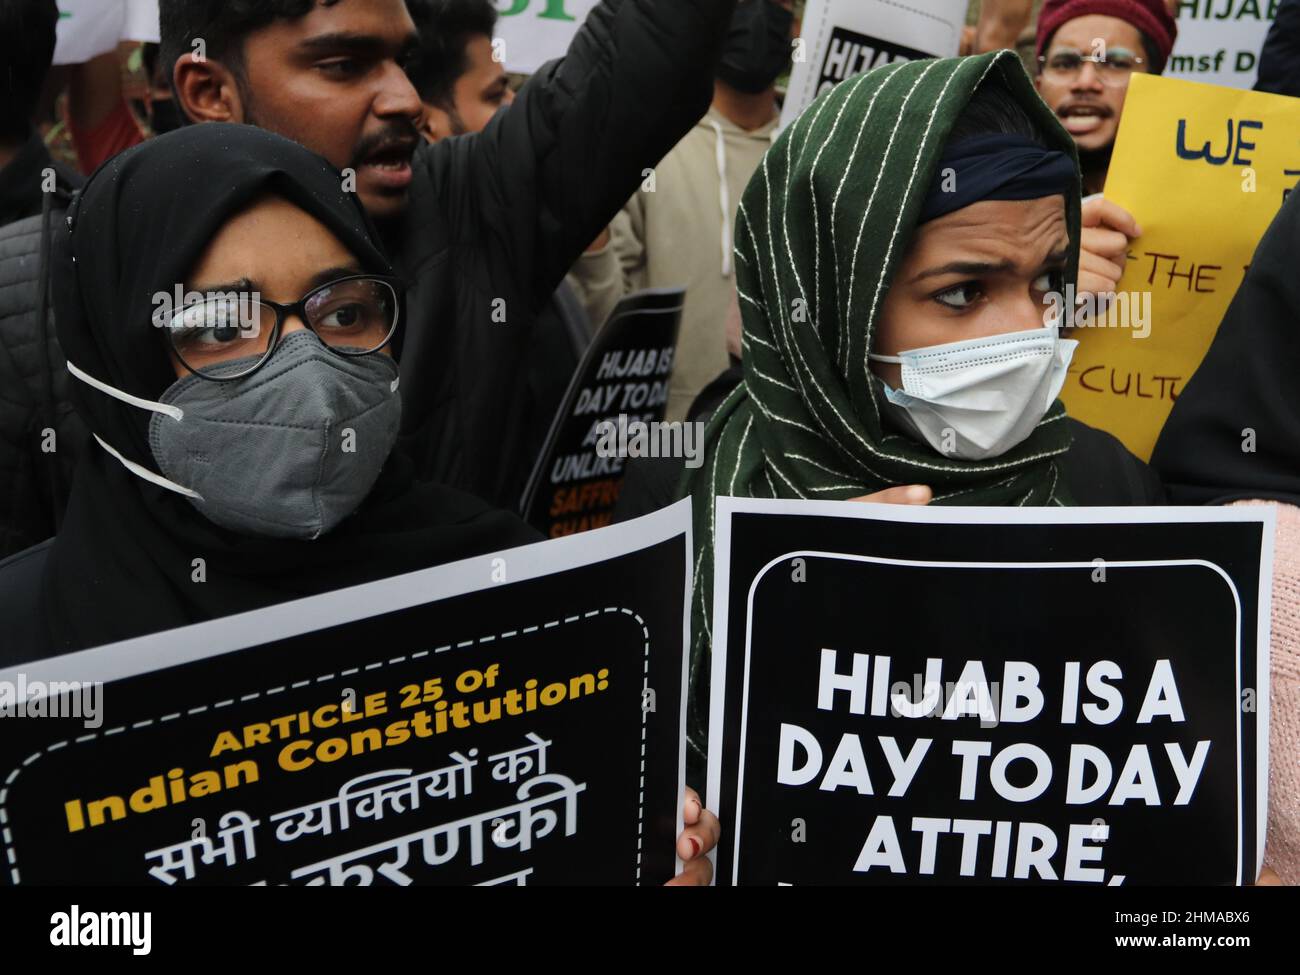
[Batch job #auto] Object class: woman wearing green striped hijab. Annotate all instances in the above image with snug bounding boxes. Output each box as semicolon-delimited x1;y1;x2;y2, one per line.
681;50;1161;782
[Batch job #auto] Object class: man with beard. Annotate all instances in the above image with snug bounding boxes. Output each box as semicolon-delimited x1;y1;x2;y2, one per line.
0;0;733;556
159;0;734;508
1033;0;1178;304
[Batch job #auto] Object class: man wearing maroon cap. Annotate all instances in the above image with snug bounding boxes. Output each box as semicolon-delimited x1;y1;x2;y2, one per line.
1033;0;1178;305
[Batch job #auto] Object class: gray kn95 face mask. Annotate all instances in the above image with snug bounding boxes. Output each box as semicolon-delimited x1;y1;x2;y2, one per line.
69;330;402;541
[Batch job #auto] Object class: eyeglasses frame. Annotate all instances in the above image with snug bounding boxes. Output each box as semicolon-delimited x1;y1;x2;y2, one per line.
167;273;405;381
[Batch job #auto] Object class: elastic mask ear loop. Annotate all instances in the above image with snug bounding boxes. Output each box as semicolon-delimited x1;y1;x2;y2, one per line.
66;360;185;421
66;361;203;501
90;433;204;501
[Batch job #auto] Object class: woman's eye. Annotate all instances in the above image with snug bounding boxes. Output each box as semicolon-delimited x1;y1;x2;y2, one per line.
207;324;243;343
933;282;982;310
1032;269;1066;295
317;303;364;330
171;304;246;346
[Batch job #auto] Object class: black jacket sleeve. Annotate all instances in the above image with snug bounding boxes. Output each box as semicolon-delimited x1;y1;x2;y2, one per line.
1256;0;1300;98
1061;418;1167;505
448;0;734;308
0;211;87;558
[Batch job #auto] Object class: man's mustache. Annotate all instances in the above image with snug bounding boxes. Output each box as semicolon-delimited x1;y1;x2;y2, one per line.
350;123;420;168
1056;101;1114;118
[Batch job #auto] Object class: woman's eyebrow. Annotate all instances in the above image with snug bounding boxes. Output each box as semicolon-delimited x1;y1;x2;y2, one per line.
306;265;367;291
188;276;255;296
912;245;1072;284
912;259;1015;282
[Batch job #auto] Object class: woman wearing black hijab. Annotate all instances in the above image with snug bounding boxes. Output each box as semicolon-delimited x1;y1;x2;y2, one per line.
1152;189;1299;885
0;124;540;662
0;124;723;884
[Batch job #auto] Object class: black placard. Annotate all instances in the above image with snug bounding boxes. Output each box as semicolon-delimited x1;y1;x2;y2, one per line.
815;27;931;98
707;499;1271;886
0;504;691;886
520;287;684;538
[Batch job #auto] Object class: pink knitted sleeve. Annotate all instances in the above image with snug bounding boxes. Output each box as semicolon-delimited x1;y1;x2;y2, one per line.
1231;500;1300;885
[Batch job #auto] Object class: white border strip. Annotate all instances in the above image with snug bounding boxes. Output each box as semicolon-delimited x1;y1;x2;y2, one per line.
0;499;694;692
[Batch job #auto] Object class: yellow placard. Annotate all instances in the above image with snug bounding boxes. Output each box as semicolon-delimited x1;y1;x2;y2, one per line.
1060;73;1300;460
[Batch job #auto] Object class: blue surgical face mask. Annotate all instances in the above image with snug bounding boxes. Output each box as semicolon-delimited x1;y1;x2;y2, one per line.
869;326;1077;460
68;330;402;540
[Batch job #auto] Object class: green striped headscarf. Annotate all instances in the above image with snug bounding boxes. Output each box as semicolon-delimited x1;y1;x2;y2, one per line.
682;51;1082;776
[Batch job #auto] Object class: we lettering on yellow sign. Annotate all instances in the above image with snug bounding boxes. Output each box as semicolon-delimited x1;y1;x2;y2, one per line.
1060;73;1300;460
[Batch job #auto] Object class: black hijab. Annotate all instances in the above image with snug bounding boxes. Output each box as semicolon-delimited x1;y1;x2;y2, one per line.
1151;188;1300;506
42;123;538;655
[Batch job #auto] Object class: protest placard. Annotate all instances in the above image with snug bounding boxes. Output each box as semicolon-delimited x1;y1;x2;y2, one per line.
1167;1;1278;88
707;498;1273;885
520;288;684;538
779;0;966;129
53;0;157;65
1060;73;1300;460
0;501;692;886
493;0;599;75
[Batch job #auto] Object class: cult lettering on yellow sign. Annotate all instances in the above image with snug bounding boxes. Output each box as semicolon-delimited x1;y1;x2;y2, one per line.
1061;73;1300;460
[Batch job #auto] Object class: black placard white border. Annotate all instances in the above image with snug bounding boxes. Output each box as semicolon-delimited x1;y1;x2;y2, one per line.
706;498;1275;886
0;499;694;884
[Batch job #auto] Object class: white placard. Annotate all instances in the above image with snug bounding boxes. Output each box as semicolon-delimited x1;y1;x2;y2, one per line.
53;0;126;65
1166;1;1278;89
779;0;967;129
493;0;600;76
122;0;159;44
52;0;157;65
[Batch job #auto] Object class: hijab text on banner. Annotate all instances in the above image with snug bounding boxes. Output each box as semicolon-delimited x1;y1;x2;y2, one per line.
705;499;1272;886
779;0;965;129
1167;1;1277;89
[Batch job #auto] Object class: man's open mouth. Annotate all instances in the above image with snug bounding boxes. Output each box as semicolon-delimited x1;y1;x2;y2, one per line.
358;141;416;190
1057;104;1113;136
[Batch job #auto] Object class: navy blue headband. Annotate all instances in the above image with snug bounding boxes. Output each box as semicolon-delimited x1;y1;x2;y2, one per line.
919;133;1076;224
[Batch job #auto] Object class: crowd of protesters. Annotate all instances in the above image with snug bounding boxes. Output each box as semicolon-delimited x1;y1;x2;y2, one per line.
0;0;1296;886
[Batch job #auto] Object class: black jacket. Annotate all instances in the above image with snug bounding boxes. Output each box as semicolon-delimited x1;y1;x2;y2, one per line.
0;172;86;558
1256;0;1300;98
390;0;732;508
0;130;82;228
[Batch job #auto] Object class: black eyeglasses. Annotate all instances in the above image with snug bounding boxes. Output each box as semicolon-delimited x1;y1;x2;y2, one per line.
162;274;404;380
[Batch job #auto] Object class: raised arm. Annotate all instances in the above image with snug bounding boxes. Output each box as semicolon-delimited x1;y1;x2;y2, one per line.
458;0;735;307
974;0;1034;53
